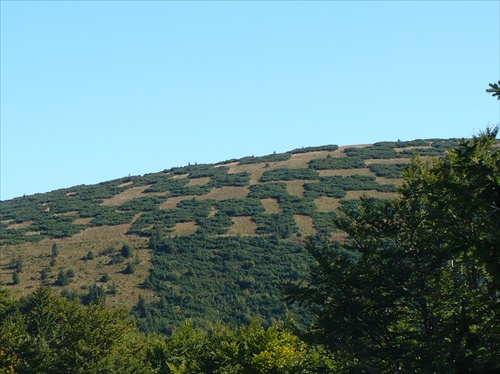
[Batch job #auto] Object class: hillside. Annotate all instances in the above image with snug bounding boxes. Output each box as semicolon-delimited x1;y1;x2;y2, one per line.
0;139;460;333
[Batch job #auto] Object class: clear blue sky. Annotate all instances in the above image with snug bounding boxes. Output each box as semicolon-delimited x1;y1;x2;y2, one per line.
1;1;499;201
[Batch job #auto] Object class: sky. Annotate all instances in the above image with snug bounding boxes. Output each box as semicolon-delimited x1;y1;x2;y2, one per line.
1;1;499;201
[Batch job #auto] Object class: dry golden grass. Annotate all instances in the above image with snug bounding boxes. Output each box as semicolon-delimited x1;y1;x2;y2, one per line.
315;197;341;212
187;177;211;186
7;221;33;230
160;196;193;210
364;158;411;165
73;217;93;225
285;180;306;197
172;222;199;236
226;216;258;236
344;190;398;200
226;163;267;184
294;215;316;236
275;151;331;168
261;198;282;214
318;168;373;177
117;181;134;188
0;223;154;309
101;185;150;206
199;186;249;200
172;173;188;179
376;177;404;186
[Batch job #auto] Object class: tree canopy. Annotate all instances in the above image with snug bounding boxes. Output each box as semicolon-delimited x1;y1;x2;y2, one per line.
286;127;500;372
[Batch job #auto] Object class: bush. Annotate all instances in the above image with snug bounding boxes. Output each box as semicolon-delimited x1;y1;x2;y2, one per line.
121;244;133;259
368;163;407;178
309;157;365;170
260;168;319;182
124;263;136;275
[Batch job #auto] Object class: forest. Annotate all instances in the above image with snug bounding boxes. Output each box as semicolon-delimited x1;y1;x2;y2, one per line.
1;124;499;373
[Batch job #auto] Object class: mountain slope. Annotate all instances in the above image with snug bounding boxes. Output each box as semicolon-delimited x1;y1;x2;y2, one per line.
0;139;460;332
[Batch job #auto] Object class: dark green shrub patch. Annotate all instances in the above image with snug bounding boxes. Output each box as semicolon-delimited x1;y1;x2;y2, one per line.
368;163;407;178
344;145;399;159
238;153;292;165
143;176;190;193
303;182;345;199
118;196;165;212
277;196;317;216
215;198;265;217
290;144;339;154
208;172;251;188
89;208;136;227
137;235;313;334
253;213;298;238
196;212;233;235
309;157;365;170
247;183;288;199
260;168;319;182
312;212;338;235
176;199;214;219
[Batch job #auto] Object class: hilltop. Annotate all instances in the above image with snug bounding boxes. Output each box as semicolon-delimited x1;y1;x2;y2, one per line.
0;138;460;333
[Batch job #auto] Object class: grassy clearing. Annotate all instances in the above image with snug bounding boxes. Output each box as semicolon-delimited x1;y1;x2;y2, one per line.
160;196;194;210
7;221;33;230
172;221;199;236
0;223;153;309
199;186;249;200
315;197;341;212
294;215;316;236
261;198;283;214
317;168;373;177
226;216;258;236
344;190;398;200
227;163;266;184
187;177;211;186
275;151;331;168
101;185;150;206
285;180;307;197
364;158;411;165
375;177;404;186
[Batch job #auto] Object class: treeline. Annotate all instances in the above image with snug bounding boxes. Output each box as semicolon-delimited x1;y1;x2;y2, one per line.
0;287;333;373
